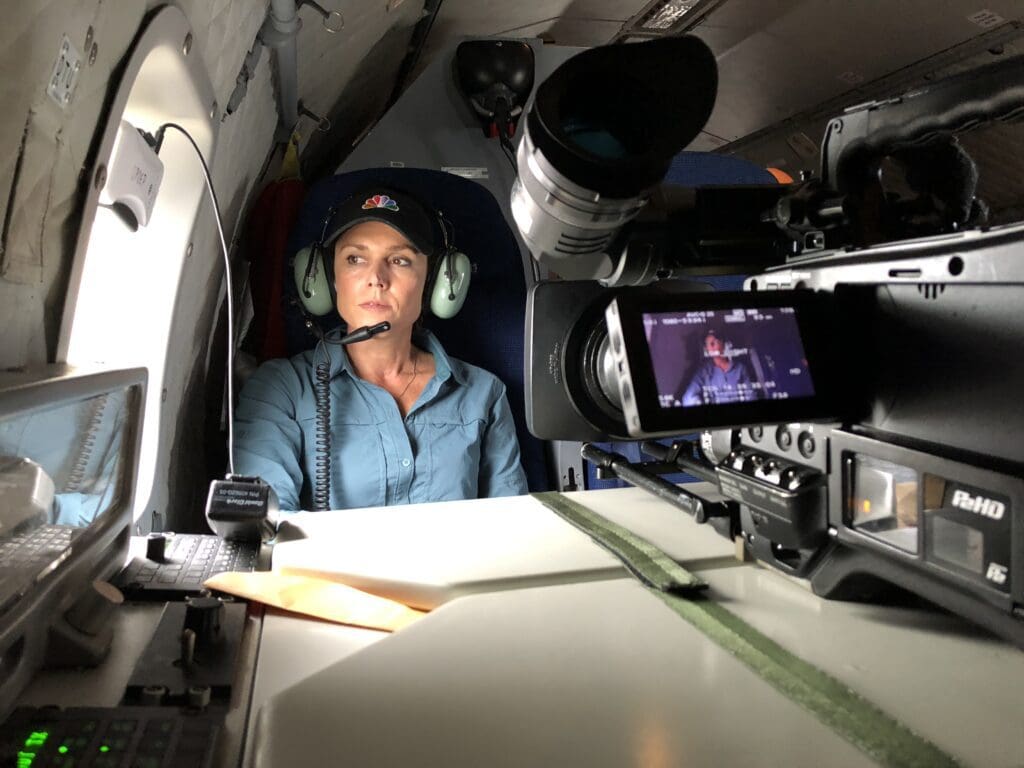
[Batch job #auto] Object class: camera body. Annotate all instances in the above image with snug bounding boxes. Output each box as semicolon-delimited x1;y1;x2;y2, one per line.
516;37;1024;645
723;234;1024;644
528;223;1024;645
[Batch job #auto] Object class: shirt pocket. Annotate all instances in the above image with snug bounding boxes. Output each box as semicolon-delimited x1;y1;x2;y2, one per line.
415;418;486;501
298;413;387;510
332;424;387;509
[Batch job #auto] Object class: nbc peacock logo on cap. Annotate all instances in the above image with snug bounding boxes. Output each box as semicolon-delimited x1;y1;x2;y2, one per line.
363;194;399;211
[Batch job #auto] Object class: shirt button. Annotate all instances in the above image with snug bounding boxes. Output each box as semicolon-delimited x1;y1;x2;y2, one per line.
401;459;411;467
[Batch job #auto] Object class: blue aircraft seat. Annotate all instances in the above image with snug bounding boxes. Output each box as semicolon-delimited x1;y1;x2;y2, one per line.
281;167;551;492
586;151;782;490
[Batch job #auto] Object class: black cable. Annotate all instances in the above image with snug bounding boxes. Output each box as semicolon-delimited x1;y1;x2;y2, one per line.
498;132;518;174
65;393;108;494
66;394;109;526
299;321;391;510
302;207;337;302
149;122;392;511
437;212;458;301
153;122;239;476
313;344;332;512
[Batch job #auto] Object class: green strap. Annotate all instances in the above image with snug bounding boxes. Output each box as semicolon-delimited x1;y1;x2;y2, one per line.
532;492;962;768
532;491;706;594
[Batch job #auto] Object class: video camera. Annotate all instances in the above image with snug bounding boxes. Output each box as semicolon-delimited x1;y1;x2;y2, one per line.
514;36;1024;648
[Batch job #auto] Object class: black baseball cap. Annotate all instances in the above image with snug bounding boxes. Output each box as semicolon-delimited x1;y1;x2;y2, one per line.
322;186;437;256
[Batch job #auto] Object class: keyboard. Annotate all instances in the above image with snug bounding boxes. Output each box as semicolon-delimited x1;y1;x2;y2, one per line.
0;524;77;568
0;524;79;614
1;706;221;767
114;533;259;599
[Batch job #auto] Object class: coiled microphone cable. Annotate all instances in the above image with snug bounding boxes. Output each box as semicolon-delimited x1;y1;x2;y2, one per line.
307;322;391;511
313;350;332;511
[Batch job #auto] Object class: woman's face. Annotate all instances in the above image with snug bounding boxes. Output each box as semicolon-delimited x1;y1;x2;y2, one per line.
333;220;430;335
704;333;724;357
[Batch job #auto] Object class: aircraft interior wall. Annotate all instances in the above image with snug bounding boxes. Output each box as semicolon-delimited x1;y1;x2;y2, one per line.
0;0;430;532
339;40;580;281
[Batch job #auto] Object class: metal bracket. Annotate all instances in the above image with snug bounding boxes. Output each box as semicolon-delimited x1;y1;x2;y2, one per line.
300;0;344;33
298;101;331;132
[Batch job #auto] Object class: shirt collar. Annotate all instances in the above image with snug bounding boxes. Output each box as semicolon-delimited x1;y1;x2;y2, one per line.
323;327;465;385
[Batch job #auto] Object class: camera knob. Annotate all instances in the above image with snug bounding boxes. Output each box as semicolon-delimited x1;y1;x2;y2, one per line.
183;595;224;652
781;466;818;491
146;532;168;562
726;450;745;471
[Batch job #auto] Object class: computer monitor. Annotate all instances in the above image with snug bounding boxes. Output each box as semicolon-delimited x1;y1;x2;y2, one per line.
0;367;145;718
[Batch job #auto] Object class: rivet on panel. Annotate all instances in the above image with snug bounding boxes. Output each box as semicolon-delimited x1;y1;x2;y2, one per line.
186;243;194;259
93;164;107;191
84;26;94;50
89;43;98;66
210;101;218;119
183;33;193;55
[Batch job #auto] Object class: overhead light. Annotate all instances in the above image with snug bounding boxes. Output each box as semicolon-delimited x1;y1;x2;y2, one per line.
615;0;724;41
640;0;699;31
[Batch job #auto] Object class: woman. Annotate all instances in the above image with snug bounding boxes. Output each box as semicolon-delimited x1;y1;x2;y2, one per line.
235;185;528;512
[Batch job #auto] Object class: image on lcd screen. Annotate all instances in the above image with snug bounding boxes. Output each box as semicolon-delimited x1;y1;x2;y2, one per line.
642;306;815;408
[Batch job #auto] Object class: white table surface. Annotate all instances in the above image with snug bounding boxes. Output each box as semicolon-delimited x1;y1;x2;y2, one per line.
248;487;1024;768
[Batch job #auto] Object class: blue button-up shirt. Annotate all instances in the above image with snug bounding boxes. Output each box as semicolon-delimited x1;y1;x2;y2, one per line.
235;330;528;512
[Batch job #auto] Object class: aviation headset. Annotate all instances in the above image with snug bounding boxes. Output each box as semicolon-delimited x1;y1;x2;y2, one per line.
292;186;472;321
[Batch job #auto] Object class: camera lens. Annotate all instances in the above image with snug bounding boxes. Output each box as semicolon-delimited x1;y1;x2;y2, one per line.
748;426;763;442
798;431;816;458
776;426;793;451
512;37;717;279
560;118;631;160
528;37;717;198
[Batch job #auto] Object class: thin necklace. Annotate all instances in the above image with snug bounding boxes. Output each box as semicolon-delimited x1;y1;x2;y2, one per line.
396;351;418;400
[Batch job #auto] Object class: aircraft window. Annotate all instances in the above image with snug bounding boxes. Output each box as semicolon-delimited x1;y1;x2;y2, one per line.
62;31;216;523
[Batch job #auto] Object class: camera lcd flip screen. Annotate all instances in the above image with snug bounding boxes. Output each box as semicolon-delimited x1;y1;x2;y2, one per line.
645;306;814;408
608;291;831;436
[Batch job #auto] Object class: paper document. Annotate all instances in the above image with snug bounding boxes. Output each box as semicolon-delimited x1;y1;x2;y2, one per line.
204;571;426;632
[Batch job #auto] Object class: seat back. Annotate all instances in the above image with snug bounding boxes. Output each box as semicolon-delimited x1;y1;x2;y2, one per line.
281;167;550;492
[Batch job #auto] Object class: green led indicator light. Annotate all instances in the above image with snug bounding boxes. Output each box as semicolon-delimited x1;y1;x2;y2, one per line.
18;729;50;766
58;745;69;754
100;745;110;752
24;730;49;748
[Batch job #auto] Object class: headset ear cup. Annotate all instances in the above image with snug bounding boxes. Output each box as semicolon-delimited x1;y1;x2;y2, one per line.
293;245;336;316
429;250;471;319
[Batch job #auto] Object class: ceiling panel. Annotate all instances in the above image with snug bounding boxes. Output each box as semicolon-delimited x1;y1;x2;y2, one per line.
416;0;650;77
390;0;1023;163
695;0;1024;144
532;18;630;46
